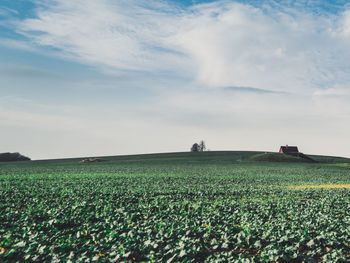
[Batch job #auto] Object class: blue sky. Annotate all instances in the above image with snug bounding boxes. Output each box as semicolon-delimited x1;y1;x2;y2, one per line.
1;0;350;159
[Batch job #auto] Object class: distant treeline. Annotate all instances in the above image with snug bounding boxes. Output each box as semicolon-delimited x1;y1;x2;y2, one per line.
0;152;31;162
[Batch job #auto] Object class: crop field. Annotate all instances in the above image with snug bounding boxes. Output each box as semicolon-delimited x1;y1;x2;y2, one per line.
0;151;350;262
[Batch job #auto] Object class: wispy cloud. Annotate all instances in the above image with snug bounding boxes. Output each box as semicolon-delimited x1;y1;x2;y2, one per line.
224;86;288;95
0;6;19;17
15;0;187;74
9;0;350;94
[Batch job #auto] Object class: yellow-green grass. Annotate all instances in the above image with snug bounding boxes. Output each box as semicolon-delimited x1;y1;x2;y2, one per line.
288;184;350;189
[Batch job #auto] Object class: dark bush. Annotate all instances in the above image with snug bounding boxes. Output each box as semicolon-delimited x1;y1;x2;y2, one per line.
0;152;31;162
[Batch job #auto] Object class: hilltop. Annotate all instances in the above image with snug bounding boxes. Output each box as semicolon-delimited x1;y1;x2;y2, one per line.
3;151;349;166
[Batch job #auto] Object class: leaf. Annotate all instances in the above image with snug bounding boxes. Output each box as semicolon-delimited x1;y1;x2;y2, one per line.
179;250;186;258
14;241;26;248
306;240;315;248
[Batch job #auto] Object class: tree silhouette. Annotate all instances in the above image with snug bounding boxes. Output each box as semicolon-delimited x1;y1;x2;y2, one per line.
199;140;206;152
191;143;200;152
191;140;207;152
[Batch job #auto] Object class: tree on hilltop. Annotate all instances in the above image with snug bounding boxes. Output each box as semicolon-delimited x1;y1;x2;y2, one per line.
191;143;200;152
199;140;206;152
190;140;207;152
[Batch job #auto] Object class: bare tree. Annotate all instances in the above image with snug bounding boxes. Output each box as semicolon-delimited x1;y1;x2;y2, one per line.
199;140;206;152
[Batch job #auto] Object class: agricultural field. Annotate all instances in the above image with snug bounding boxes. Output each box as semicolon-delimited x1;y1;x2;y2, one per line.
0;151;350;262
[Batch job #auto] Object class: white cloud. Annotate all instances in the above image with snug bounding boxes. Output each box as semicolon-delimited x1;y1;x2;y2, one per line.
16;0;187;74
14;0;350;93
340;9;350;36
173;2;350;92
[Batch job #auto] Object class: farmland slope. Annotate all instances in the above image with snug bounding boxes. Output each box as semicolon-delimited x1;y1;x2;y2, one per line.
1;151;350;262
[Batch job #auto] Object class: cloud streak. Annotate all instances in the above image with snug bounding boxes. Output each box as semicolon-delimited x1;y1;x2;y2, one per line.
224;86;288;95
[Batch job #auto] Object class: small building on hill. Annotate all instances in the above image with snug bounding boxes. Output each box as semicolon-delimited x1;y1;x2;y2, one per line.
279;145;299;156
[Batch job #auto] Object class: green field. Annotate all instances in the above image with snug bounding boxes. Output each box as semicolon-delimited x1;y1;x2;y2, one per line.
1;151;350;262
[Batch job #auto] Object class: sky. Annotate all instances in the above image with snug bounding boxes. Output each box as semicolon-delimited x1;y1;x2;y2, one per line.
1;0;350;159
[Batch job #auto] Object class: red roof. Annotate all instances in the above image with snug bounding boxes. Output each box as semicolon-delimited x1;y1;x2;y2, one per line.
279;146;299;154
